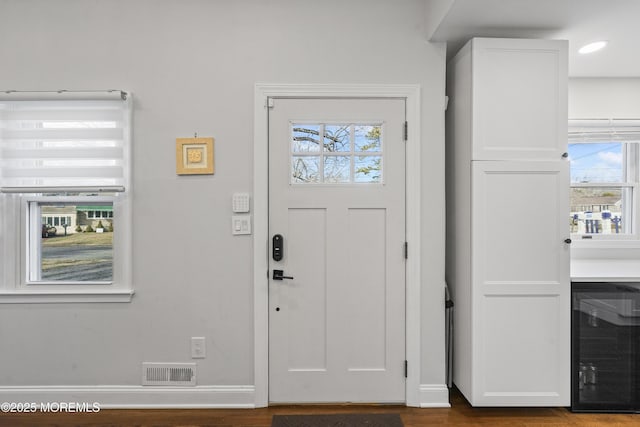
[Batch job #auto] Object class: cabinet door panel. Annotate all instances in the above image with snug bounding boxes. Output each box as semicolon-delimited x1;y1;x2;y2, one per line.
472;38;567;161
472;160;570;406
478;165;565;284
480;294;566;405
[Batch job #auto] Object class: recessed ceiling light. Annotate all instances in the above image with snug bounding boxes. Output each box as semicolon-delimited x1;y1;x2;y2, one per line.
578;41;608;54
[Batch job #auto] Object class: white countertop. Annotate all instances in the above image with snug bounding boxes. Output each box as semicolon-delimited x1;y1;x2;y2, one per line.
571;259;640;282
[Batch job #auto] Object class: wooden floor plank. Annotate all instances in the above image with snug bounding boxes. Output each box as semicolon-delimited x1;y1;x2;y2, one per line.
0;388;637;427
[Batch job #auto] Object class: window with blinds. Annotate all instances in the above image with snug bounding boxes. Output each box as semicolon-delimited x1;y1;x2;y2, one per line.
569;119;640;144
0;98;130;192
568;119;639;238
0;93;133;301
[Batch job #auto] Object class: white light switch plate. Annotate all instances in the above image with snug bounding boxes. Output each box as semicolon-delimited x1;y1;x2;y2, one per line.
232;215;251;235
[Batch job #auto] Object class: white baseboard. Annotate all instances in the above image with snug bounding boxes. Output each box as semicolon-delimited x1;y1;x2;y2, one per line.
0;385;256;409
419;384;451;408
1;384;449;409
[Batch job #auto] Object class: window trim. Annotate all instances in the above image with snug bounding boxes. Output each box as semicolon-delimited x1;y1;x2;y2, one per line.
0;93;133;303
0;290;133;304
0;193;134;303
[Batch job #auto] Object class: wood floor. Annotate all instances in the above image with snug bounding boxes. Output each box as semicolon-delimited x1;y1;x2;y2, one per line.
1;388;637;427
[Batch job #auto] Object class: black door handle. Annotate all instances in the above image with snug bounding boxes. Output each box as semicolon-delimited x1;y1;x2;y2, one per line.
273;269;294;280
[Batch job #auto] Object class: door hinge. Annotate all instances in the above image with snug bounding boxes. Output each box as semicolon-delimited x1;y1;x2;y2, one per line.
403;121;408;141
404;360;408;378
404;242;408;259
266;98;274;109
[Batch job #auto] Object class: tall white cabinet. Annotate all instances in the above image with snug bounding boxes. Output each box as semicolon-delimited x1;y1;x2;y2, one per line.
446;38;570;406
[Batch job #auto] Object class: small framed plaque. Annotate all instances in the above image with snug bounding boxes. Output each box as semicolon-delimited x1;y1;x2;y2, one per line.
176;137;214;175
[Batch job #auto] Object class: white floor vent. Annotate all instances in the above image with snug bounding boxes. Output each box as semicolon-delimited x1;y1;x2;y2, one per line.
142;363;196;386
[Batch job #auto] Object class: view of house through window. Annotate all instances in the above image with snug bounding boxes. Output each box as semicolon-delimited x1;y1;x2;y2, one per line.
569;120;639;237
35;201;114;282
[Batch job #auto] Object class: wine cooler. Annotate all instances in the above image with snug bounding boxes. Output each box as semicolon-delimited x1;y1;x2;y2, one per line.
572;282;640;412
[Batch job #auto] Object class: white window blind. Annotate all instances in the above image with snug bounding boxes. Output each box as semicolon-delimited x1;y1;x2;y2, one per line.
0;97;131;193
569;119;640;143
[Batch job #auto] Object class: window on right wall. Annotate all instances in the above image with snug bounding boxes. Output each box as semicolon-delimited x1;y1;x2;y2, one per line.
568;119;640;239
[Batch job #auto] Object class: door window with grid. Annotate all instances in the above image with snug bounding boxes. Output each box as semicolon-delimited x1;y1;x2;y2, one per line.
291;123;384;184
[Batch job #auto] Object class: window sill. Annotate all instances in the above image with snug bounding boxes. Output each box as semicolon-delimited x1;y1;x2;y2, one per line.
571;259;640;282
571;239;640;282
0;290;134;304
571;238;640;251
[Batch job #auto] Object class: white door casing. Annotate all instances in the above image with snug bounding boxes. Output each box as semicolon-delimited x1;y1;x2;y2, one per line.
268;98;405;403
253;84;422;407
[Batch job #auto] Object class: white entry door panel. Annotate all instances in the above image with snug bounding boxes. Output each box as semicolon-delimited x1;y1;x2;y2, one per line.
268;98;406;403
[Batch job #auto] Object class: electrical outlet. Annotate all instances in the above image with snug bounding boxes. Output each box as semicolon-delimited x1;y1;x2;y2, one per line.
191;337;206;359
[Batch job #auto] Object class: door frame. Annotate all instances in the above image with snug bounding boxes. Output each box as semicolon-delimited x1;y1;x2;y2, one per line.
253;84;421;407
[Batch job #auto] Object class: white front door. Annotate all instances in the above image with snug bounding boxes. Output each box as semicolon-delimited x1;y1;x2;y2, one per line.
268;98;406;403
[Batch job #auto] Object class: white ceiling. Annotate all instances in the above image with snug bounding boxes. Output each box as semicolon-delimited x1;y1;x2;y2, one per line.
428;0;640;77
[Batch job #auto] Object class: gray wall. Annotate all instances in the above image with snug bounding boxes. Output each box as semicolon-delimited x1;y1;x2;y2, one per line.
0;0;446;395
570;78;640;118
